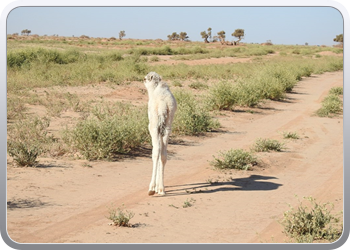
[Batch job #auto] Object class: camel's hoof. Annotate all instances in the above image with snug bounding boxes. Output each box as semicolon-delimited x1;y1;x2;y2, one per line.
158;191;165;196
148;190;156;196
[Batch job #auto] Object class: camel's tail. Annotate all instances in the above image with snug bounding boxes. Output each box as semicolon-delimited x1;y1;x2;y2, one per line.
157;111;168;137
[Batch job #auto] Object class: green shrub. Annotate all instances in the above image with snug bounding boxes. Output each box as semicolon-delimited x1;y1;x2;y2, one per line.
7;116;54;166
7;48;85;68
7;95;27;120
234;80;262;107
172;80;183;87
281;197;343;243
172;90;220;135
210;149;257;170
188;81;209;90
292;49;301;55
316;94;343;117
206;81;237;110
106;52;123;62
283;131;300;139
329;87;343;96
62;102;150;160
252;138;285;152
149;56;160;62
106;204;135;227
7;116;54;146
248;74;287;101
7;141;42;167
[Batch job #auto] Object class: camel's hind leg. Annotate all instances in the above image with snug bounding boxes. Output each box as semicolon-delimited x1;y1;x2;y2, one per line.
155;127;171;196
148;128;161;196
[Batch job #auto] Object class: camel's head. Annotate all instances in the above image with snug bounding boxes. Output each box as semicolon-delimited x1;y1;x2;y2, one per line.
144;72;162;89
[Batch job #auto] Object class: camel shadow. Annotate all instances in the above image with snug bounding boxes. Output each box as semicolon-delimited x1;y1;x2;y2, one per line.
35;163;71;169
7;198;49;210
164;175;282;197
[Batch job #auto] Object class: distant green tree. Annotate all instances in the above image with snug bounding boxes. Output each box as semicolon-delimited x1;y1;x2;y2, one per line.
200;31;209;43
167;32;180;41
232;29;244;44
207;27;212;42
119;30;126;40
333;34;343;44
179;32;189;41
200;27;212;43
217;30;226;44
21;29;31;36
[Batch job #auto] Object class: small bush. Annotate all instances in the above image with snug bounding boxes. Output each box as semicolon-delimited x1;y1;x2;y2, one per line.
7;116;54;166
7;141;41;167
210;149;257;170
329;87;343;96
149;56;159;62
183;198;196;208
281;196;343;243
106;204;135;227
188;81;209;90
234;83;261;107
62;102;150;160
7;95;27;120
7;116;54;146
316;94;343;117
206;81;237;110
107;52;123;62
252;138;285;152
292;49;301;55
172;80;183;87
283;131;300;139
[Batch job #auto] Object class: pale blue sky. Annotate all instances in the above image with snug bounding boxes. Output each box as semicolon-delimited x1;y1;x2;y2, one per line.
7;6;343;45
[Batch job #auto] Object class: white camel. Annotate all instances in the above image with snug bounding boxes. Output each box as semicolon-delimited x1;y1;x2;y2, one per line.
144;72;177;196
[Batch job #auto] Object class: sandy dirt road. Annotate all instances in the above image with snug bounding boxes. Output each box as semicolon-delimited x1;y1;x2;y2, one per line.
7;71;343;243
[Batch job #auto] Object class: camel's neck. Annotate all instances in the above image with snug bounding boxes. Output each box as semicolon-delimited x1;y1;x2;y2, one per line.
146;84;158;99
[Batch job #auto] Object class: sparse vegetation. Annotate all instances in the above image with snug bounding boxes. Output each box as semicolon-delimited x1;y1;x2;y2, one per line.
210;149;257;170
188;81;209;90
6;37;344;167
7;116;55;166
149;55;160;62
316;93;343;117
281;196;343;243
106;204;135;227
183;198;196;208
7;141;42;167
329;86;343;96
283;131;300;139
7;95;27;120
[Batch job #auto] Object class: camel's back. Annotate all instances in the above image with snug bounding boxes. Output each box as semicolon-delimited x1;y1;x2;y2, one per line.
153;82;177;111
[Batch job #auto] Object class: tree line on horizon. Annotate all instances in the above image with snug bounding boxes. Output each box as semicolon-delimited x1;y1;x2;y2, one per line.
166;27;245;45
12;28;343;46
